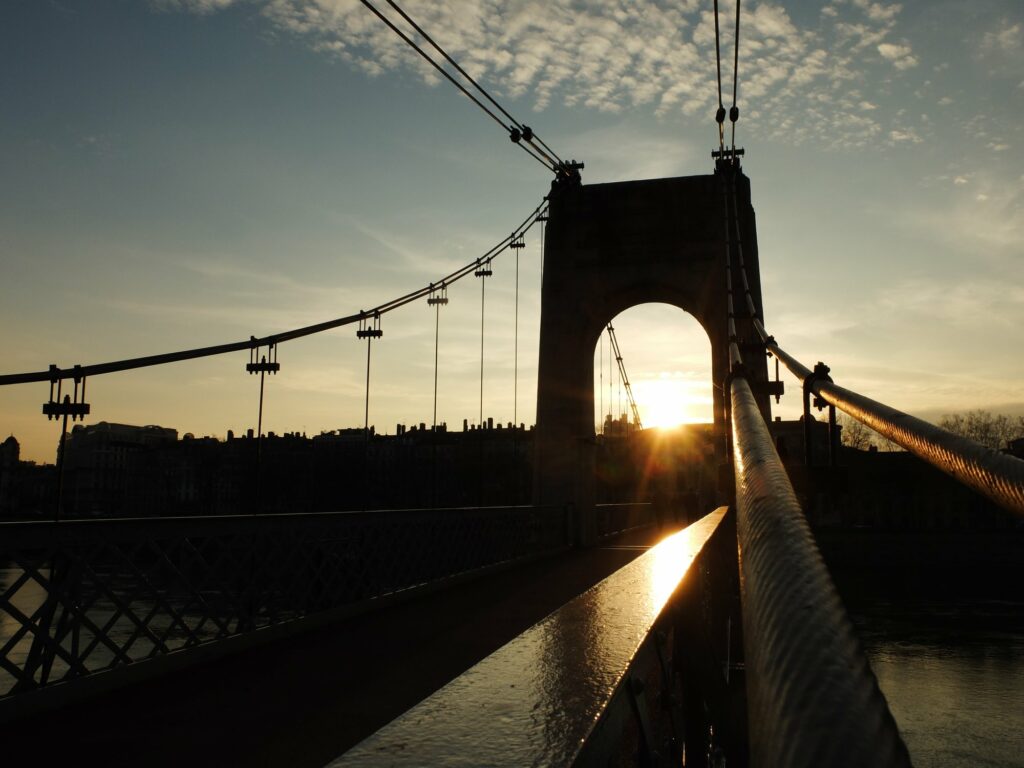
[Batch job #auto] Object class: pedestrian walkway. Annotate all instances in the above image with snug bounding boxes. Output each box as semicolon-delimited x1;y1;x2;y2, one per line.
2;523;679;768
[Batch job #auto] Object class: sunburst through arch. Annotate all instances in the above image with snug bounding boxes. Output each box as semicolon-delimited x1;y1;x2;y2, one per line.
593;303;713;434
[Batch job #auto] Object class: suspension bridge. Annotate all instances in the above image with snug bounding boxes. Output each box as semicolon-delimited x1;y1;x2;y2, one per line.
1;1;1023;766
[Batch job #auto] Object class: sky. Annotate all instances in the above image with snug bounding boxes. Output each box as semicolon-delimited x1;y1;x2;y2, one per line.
1;0;1022;463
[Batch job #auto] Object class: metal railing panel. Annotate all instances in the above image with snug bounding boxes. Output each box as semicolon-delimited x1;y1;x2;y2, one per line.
327;508;727;767
730;376;911;767
0;506;568;707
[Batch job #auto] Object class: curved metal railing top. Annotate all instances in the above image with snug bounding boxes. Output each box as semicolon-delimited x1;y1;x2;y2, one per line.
755;318;1024;516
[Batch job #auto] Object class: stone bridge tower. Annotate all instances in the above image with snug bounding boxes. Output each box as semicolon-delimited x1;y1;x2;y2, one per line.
533;170;773;543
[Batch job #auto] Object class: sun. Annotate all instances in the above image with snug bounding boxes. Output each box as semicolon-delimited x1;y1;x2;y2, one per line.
633;376;712;429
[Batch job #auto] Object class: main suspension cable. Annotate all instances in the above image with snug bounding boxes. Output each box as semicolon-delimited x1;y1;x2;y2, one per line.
380;0;563;168
1;200;549;386
730;0;742;150
357;0;557;173
713;0;726;152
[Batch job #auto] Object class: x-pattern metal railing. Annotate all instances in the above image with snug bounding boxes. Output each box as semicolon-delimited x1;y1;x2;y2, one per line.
0;505;568;704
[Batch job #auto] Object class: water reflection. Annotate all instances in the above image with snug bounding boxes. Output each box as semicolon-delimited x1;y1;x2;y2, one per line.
852;598;1024;768
0;561;232;695
0;565;51;688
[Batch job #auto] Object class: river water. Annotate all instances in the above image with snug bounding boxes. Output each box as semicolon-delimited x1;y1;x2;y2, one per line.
850;593;1024;767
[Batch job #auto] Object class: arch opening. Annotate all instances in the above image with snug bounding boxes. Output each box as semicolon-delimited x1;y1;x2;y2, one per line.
593;303;714;435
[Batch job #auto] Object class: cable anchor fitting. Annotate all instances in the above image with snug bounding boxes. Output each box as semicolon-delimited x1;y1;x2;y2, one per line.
356;312;383;339
427;283;449;306
723;361;749;393
474;258;493;278
552;159;584;191
804;361;832;411
42;365;90;421
712;146;745;167
246;338;280;374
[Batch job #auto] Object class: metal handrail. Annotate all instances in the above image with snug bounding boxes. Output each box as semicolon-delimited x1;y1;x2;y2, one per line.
329;509;729;767
755;319;1024;516
730;376;911;767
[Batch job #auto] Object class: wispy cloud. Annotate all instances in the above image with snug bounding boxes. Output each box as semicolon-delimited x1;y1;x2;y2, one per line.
160;0;932;151
976;20;1023;80
345;218;466;278
152;0;241;13
902;170;1024;255
872;278;1024;331
877;41;917;70
563;124;699;183
980;22;1021;59
889;127;921;144
99;257;371;336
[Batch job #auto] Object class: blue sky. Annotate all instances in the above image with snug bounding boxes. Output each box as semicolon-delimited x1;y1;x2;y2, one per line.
1;0;1021;462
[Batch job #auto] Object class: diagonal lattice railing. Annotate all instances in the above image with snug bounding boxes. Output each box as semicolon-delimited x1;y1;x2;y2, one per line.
0;506;568;706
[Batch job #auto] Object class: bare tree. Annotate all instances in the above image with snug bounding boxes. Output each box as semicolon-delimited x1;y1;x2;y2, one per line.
839;409;1024;454
837;413;901;451
838;414;875;450
938;410;1024;451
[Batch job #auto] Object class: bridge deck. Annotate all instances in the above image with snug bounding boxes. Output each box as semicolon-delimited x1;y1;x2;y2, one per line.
1;524;678;768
